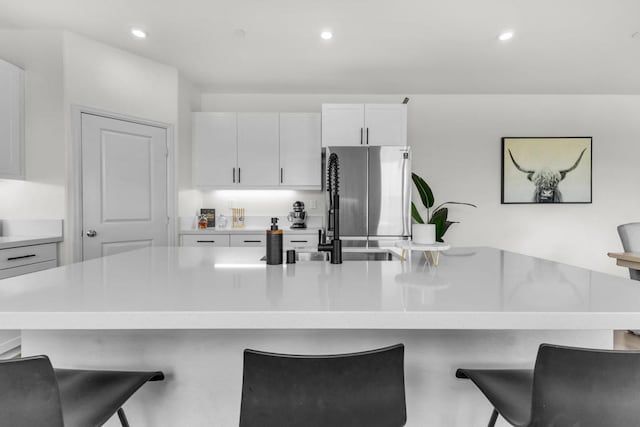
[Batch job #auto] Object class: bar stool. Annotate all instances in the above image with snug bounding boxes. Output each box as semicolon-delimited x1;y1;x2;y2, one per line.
239;343;406;427
0;355;164;427
456;344;640;427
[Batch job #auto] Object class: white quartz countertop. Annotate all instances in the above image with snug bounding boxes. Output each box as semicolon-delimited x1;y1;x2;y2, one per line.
0;235;63;250
1;246;639;330
180;227;321;235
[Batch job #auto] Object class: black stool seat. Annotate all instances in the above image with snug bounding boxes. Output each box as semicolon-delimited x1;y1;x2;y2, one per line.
455;369;532;427
457;344;640;427
0;355;163;427
55;368;164;427
240;344;406;427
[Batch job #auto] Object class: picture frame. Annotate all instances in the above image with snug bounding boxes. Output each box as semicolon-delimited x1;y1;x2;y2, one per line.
200;208;216;228
501;137;592;204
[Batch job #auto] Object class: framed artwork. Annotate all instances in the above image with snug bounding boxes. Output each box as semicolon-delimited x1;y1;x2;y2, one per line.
501;137;592;204
200;208;216;228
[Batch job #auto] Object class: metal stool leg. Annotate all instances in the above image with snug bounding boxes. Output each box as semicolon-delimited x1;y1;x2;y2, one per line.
117;408;130;427
487;408;499;427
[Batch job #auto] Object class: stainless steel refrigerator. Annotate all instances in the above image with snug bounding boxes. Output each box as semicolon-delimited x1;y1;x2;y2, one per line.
324;146;411;247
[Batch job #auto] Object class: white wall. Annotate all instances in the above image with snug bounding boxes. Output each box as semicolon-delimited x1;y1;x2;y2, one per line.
0;30;65;219
201;93;640;276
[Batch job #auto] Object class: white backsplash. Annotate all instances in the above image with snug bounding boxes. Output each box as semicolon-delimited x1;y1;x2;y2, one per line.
180;215;323;231
198;189;325;217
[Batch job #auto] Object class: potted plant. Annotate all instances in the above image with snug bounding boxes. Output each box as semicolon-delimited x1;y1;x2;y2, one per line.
411;173;476;243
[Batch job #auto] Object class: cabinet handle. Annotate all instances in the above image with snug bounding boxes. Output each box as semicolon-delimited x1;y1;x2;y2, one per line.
360;128;363;145
7;254;36;261
366;128;369;145
244;240;261;243
196;240;216;243
290;240;308;243
238;168;241;183
280;168;284;184
233;168;236;183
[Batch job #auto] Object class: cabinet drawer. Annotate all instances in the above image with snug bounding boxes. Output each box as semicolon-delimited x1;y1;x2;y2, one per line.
284;234;317;249
230;234;266;247
181;235;230;247
0;260;57;280
0;243;57;270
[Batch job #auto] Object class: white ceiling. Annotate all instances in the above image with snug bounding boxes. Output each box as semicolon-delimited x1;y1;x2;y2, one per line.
1;0;640;94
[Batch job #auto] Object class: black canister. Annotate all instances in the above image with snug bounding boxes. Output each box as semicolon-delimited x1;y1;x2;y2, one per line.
286;249;296;264
266;217;283;265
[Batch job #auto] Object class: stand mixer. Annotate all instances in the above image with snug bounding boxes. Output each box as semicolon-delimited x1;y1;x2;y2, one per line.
287;201;307;229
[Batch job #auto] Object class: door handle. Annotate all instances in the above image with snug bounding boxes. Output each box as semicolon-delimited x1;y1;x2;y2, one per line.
233;168;236;183
238;168;241;183
366;128;369;145
360;128;363;145
281;168;284;184
86;230;97;237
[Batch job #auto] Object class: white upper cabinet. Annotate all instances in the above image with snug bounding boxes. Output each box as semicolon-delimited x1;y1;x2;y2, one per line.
321;104;365;147
322;103;407;147
279;113;321;188
193;112;237;186
237;113;280;187
0;59;24;180
364;104;407;146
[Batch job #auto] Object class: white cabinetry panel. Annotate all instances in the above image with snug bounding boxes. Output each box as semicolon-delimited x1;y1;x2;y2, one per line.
321;104;365;147
229;234;266;247
364;104;407;146
284;234;317;248
0;59;24;179
193;113;237;186
279;113;321;188
181;235;230;247
322;103;407;147
237;113;279;187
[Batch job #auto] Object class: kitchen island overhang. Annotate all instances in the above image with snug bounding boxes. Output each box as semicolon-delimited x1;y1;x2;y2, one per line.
1;246;637;426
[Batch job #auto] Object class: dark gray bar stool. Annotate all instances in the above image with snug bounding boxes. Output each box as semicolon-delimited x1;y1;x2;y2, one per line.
457;344;640;427
0;355;164;427
239;343;406;427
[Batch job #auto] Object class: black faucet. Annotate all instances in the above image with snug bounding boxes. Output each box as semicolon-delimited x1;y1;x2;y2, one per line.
318;153;342;264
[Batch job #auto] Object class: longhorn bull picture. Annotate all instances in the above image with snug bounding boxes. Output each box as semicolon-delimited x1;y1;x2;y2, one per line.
508;148;587;203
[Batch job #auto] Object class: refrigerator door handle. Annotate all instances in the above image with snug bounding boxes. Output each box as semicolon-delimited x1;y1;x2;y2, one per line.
401;150;411;237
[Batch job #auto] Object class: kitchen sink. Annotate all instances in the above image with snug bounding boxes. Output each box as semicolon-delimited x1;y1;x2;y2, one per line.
260;250;398;262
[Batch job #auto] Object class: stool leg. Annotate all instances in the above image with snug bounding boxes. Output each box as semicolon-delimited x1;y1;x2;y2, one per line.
117;408;130;427
487;408;499;427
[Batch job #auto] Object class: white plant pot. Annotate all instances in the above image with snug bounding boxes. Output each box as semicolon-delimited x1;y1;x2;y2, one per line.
412;223;436;245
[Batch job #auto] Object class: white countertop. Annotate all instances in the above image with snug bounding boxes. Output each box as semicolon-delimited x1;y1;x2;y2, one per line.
1;246;639;330
180;227;321;235
0;236;63;250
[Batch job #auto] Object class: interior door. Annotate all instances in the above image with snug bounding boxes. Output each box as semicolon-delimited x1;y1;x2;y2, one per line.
321;104;365;146
81;113;168;260
364;104;407;146
192;112;237;186
237;113;279;186
279;113;321;188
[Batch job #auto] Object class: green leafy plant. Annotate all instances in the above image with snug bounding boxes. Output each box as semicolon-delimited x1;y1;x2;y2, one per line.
411;173;477;242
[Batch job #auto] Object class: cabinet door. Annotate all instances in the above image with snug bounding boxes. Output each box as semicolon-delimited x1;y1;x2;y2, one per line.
364;104;407;146
192;113;237;186
284;234;316;249
279;113;321;188
0;59;24;179
237;113;280;186
181;234;230;247
230;234;266;247
321;104;365;147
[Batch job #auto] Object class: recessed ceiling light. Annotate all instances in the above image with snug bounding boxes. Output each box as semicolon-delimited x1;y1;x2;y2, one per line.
498;31;514;41
131;28;147;39
320;31;333;40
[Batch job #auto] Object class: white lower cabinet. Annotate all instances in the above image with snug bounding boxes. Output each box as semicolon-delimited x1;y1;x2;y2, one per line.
181;235;230;247
284;234;317;248
230;234;266;247
0;242;59;358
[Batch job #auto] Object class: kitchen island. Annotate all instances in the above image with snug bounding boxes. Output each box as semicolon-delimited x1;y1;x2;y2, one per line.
1;246;639;426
